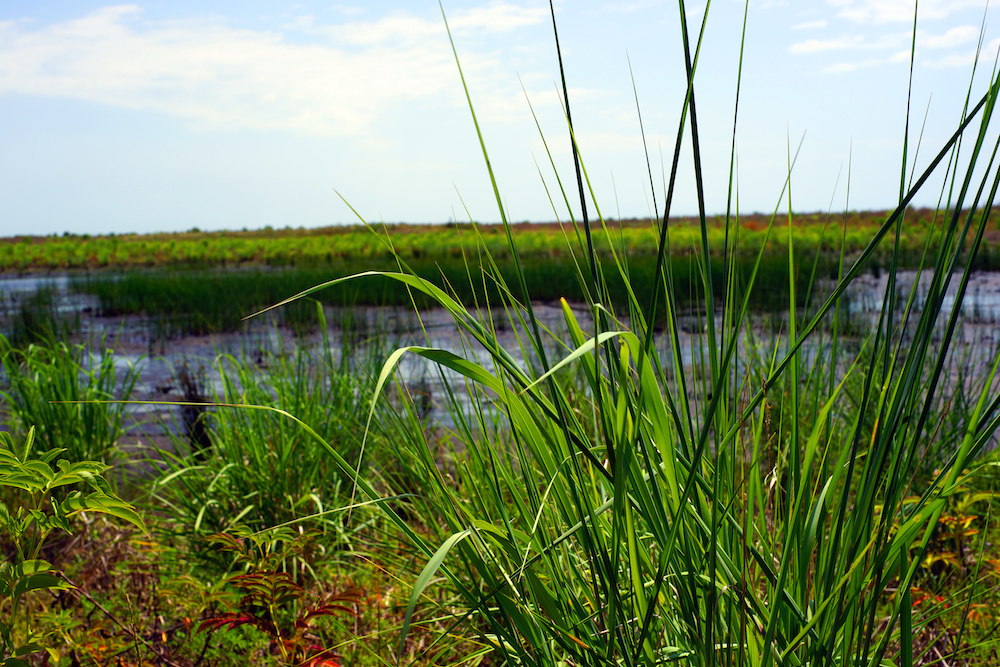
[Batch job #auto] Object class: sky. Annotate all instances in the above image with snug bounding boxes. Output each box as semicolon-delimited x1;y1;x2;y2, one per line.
2;1;1000;236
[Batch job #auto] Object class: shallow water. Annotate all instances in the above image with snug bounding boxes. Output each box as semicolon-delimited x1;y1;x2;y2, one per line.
2;269;999;464
841;269;1000;321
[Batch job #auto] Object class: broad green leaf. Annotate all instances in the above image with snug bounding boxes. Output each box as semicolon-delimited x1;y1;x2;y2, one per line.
12;573;65;598
61;492;146;533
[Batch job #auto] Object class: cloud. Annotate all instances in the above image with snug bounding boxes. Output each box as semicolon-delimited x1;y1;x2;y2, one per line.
317;3;547;45
792;20;828;30
789;32;903;53
332;5;365;16
0;3;547;139
827;0;987;24
792;26;980;54
919;25;979;49
790;35;865;53
597;2;656;13
923;37;1000;67
824;57;885;72
794;4;992;74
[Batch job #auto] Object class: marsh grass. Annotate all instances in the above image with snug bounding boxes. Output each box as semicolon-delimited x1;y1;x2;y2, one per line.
72;251;854;338
2;3;999;665
149;337;382;552
0;284;79;349
232;3;1000;666
0;333;139;465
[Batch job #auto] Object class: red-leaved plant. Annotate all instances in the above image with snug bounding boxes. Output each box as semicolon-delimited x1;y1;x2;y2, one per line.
197;530;361;667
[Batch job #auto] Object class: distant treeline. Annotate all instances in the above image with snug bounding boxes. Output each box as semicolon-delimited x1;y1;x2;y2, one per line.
3;207;999;273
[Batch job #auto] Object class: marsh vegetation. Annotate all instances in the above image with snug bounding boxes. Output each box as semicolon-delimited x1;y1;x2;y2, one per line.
2;3;1000;667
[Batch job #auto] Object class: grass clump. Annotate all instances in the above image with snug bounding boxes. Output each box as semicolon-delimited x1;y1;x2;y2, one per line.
0;285;79;349
243;3;1000;665
151;345;376;543
0;334;139;465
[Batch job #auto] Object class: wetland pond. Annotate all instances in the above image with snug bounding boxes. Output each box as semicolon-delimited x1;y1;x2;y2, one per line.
2;269;999;471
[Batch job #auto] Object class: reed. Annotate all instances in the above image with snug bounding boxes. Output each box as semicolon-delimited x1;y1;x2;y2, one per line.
0;284;79;348
246;3;1000;665
0;334;139;465
149;330;382;552
73;252;838;338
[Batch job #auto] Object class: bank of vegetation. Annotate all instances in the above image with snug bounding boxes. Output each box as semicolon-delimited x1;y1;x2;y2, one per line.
4;208;999;338
2;209;1000;273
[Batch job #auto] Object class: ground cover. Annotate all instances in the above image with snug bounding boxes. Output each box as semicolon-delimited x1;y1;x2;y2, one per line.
2;207;996;340
0;301;998;666
4;208;996;339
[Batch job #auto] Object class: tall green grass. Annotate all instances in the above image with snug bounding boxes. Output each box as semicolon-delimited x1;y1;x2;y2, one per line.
74;254;841;337
0;334;139;464
0;284;80;348
150;330;382;552
241;2;1000;665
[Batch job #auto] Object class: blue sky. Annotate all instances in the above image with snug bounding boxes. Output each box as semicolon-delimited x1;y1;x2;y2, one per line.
1;0;999;235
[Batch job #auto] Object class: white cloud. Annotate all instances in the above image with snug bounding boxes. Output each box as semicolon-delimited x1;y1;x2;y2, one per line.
793;26;981;55
919;25;979;49
923;37;1000;67
318;3;547;45
790;35;865;53
741;0;789;8
789;32;903;53
597;2;656;13
332;5;365;16
824;57;885;72
922;52;974;68
792;20;828;30
827;0;986;24
0;3;547;139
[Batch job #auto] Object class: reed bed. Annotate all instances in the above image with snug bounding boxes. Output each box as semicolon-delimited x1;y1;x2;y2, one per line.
241;3;1000;665
69;252;831;337
0;335;139;464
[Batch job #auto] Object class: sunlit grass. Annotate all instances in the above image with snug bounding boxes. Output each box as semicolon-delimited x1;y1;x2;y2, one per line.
245;2;1000;665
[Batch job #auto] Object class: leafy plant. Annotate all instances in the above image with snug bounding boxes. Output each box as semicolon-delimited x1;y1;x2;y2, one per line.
0;427;145;666
199;528;362;667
